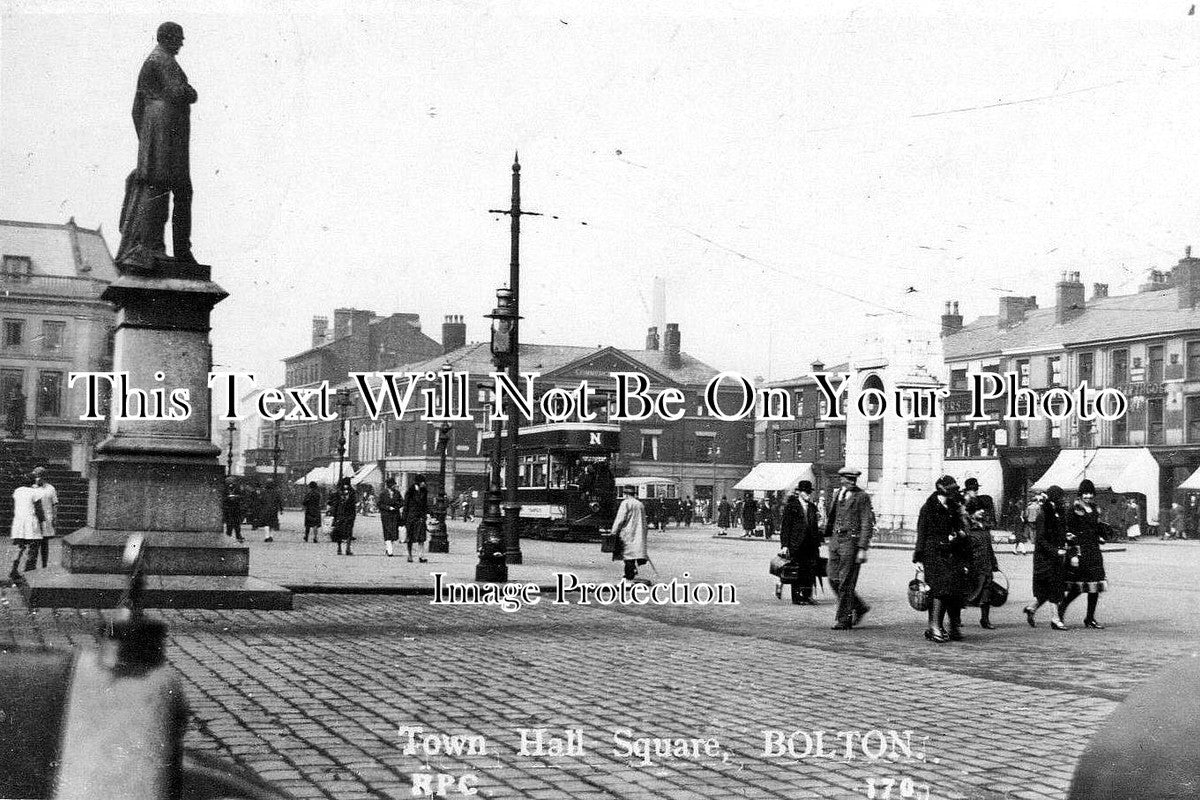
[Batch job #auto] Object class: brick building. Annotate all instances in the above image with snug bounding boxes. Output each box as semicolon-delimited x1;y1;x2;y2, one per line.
280;309;447;476
335;323;755;504
757;362;849;495
942;249;1200;530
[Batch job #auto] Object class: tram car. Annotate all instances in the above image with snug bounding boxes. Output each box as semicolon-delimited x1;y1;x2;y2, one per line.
481;422;621;542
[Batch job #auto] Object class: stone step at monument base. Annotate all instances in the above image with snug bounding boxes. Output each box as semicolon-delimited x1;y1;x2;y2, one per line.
21;571;292;610
61;529;249;576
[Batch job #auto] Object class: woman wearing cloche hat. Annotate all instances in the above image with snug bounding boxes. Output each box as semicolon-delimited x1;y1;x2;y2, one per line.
1059;479;1108;629
1024;485;1069;630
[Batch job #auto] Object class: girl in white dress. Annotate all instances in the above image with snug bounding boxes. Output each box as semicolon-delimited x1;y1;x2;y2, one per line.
9;472;44;578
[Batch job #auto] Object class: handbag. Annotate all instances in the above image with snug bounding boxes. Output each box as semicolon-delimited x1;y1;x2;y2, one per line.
600;532;618;554
907;568;931;612
815;556;828;579
988;570;1009;607
769;553;792;578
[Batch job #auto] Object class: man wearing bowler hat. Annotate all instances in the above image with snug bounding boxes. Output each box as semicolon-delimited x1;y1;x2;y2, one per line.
824;467;876;629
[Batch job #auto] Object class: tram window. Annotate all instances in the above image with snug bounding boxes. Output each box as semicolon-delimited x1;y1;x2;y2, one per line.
548;454;567;488
520;454;549;488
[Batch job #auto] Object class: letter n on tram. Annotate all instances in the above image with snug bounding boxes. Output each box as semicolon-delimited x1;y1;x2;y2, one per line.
481;422;621;541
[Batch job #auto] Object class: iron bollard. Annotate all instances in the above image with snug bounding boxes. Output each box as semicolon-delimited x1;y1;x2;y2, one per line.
0;533;295;800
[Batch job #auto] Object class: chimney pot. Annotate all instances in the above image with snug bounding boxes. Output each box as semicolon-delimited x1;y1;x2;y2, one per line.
1055;274;1086;324
940;299;963;336
663;323;681;369
311;316;329;348
442;314;467;354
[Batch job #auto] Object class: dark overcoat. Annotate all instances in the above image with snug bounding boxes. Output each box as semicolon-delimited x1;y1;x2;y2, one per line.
964;495;999;605
742;498;757;531
717;500;732;529
1066;499;1106;589
133;46;196;186
379;485;403;542
1033;499;1067;602
780;496;822;585
327;488;357;542
221;487;242;526
913;493;972;598
302;488;322;528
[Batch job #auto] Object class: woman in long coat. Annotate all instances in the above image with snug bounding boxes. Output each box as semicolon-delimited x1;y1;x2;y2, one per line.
716;496;732;535
1024;485;1068;629
963;479;1000;629
326;478;357;556
403;474;429;563
1060;479;1107;628
302;482;322;542
378;477;403;557
913;476;972;642
778;483;822;604
741;494;758;538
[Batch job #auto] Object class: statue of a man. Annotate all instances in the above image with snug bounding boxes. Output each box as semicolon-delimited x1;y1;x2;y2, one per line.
116;22;198;269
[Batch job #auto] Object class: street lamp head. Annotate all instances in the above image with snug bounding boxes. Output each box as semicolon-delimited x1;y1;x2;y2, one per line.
485;286;521;358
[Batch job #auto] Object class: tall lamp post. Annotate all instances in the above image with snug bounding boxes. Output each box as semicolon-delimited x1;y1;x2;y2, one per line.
488;154;538;565
271;418;283;485
429;363;454;553
335;387;353;484
225;420;237;476
476;288;519;582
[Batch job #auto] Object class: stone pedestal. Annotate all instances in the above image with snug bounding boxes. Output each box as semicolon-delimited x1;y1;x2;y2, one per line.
24;259;292;609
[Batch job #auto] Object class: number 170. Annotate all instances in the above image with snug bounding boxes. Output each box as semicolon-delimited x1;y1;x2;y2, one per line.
865;777;929;799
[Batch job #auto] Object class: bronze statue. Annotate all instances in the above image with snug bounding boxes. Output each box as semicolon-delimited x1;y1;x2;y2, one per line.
116;22;198;269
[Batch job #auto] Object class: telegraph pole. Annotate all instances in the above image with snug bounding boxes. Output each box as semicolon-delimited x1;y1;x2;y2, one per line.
488;153;541;565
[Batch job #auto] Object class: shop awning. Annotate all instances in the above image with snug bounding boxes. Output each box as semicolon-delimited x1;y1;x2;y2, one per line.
294;462;343;486
349;462;380;487
1033;448;1160;525
733;462;816;492
1180;467;1200;491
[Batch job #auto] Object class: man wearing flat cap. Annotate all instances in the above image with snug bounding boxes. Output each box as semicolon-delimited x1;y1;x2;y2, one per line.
823;467;875;629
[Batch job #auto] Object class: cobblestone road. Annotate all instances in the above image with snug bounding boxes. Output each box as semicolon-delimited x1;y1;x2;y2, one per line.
1;588;1120;800
6;522;1198;799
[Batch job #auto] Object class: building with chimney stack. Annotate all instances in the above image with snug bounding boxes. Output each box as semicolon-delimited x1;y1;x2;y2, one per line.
327;322;754;510
942;249;1200;533
280;308;444;477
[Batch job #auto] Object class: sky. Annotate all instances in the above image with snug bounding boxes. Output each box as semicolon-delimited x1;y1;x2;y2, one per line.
3;1;1200;385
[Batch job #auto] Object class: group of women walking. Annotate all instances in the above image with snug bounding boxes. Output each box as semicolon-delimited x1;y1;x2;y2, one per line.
302;474;431;560
913;475;1106;642
1023;480;1108;631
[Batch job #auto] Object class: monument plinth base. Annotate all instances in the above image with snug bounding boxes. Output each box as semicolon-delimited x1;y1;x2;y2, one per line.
22;258;292;610
22;573;292;610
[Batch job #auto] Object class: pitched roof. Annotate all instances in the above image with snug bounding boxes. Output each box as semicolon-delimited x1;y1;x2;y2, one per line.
0;218;118;281
397;342;723;386
944;286;1200;360
767;362;851;388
